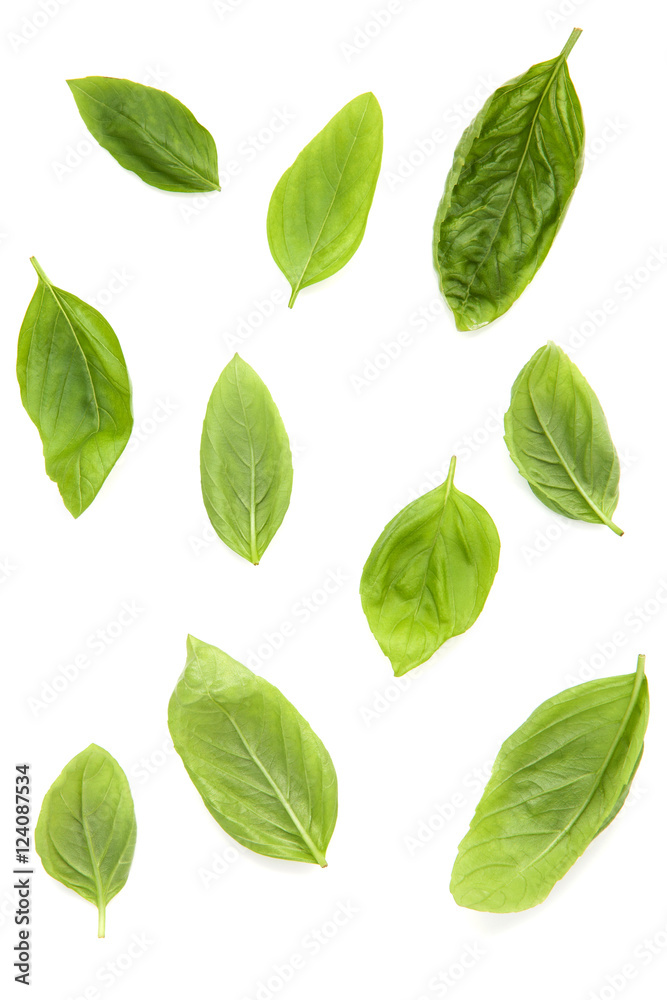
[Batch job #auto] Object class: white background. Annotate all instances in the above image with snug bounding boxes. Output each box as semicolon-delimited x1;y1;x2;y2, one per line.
2;0;666;998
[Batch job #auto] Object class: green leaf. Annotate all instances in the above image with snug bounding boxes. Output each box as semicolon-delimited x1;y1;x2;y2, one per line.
267;92;383;307
360;456;500;676
200;354;293;564
67;76;220;193
451;656;649;912
168;636;338;866
433;29;584;330
17;257;133;518
35;744;137;937
504;341;622;534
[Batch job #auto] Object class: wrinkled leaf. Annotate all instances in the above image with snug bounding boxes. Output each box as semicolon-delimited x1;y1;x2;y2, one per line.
433;30;584;330
200;354;293;564
451;656;648;912
17;257;133;517
360;456;500;676
504;341;622;534
35;744;137;937
67;76;220;193
168;636;338;866
267;92;383;307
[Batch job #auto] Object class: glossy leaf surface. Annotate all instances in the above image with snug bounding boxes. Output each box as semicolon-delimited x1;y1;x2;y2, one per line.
433;30;584;330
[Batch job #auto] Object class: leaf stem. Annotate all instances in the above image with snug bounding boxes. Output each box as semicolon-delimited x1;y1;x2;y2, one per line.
445;454;457;488
560;27;582;60
606;518;624;537
29;256;51;285
97;903;106;938
288;285;299;309
635;653;646;682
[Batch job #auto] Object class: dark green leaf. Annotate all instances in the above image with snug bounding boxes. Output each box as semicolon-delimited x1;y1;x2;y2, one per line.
17;257;133;518
67;76;220;193
433;30;584;330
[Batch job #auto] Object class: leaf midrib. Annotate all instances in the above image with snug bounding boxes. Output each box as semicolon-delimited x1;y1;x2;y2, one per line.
527;361;617;529
288;95;372;302
515;665;645;878
457;52;571;313
193;660;327;866
70;83;219;190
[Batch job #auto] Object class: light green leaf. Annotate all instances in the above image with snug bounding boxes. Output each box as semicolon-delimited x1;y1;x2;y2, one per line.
267;92;383;307
360;456;500;676
67;76;220;193
433;30;584;330
168;636;338;866
451;656;649;912
200;354;293;564
504;341;622;534
17;257;133;518
35;744;137;937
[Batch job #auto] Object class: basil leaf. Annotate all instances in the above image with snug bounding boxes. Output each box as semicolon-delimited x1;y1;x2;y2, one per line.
267;92;383;307
35;744;137;937
451;656;649;912
433;29;584;330
17;257;133;518
200;354;293;564
168;636;338;866
504;341;622;534
360;456;500;676
67;76;220;193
